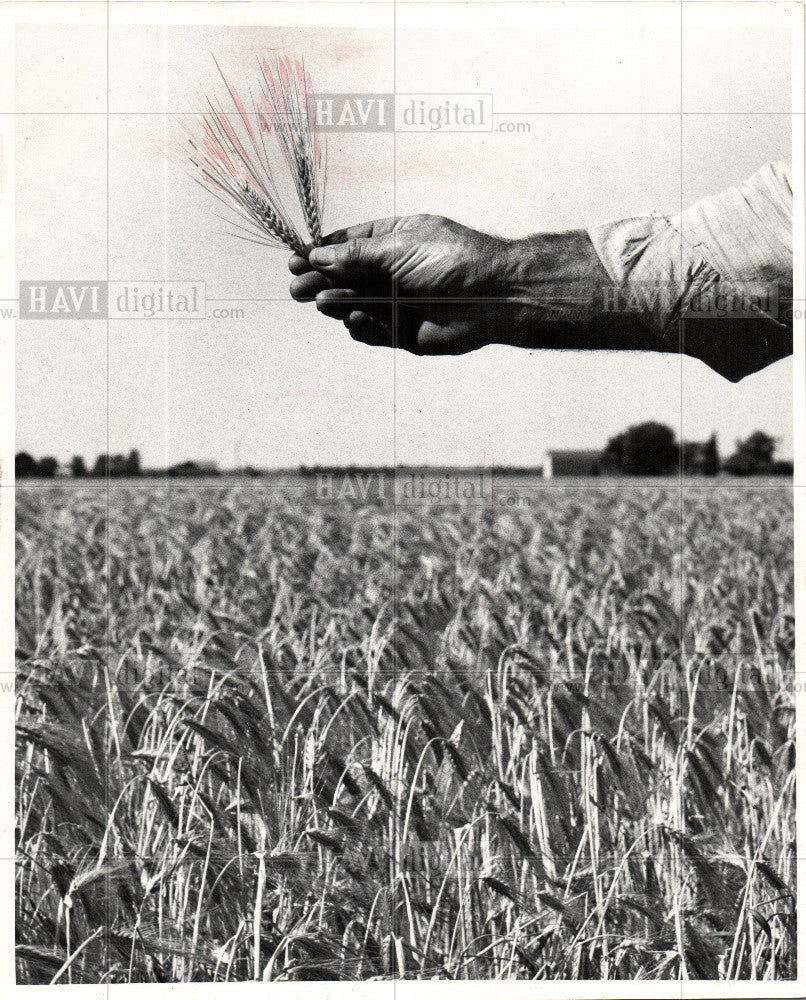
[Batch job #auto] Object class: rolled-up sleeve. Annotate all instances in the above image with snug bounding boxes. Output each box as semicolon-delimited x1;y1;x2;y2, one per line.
587;162;793;380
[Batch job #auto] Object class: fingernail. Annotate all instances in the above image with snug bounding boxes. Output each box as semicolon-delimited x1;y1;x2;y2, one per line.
309;246;336;265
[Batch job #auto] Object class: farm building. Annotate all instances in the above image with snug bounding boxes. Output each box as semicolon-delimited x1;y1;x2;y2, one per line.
543;449;603;478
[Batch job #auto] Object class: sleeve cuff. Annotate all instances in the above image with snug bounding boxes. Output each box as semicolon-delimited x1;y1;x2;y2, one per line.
587;212;711;339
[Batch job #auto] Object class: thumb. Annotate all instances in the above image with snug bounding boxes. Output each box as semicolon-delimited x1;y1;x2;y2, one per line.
307;235;395;282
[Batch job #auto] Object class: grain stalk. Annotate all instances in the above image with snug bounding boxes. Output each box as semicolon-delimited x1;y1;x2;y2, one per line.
191;55;325;254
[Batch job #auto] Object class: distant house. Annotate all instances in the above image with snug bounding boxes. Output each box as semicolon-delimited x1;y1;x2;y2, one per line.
543;449;603;478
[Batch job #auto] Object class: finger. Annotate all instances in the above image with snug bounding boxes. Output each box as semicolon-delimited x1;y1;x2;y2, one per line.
396;303;427;355
345;310;393;347
417;318;479;355
290;271;332;302
315;287;358;320
289;253;313;276
320;218;399;246
343;302;420;350
307;234;397;284
345;299;394;331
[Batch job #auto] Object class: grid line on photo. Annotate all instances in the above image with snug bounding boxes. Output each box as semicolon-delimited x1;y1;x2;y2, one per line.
105;5;111;988
678;7;685;989
392;0;399;983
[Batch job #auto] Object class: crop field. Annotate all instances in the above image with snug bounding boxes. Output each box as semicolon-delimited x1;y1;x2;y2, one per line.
15;481;795;982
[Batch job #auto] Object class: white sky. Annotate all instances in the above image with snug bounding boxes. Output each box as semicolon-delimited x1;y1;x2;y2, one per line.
13;2;795;468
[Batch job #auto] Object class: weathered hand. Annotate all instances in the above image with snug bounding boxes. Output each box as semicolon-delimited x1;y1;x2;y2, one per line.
288;215;510;354
288;203;790;382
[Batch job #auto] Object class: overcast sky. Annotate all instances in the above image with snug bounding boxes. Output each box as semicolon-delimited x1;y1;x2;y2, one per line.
14;2;795;468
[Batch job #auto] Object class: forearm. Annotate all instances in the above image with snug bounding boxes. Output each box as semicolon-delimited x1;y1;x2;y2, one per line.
491;230;668;354
491;162;793;382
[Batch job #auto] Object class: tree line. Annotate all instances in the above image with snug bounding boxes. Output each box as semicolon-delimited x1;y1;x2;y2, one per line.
14;426;794;479
601;423;793;476
15;450;142;478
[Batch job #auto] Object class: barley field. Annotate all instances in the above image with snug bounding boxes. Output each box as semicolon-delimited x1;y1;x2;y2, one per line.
15;480;795;982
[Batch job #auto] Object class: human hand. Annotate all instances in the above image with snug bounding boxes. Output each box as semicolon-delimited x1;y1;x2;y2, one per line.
288;215;511;354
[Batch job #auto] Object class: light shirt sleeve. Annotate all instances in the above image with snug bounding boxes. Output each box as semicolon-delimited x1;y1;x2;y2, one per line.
586;162;793;379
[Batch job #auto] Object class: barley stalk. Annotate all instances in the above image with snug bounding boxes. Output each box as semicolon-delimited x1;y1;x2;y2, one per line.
15;484;796;982
241;181;306;254
296;159;322;245
191;54;325;253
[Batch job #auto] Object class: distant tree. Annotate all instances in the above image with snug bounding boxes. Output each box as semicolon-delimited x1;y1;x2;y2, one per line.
125;449;141;477
724;430;777;475
108;454;128;477
15;452;38;478
37;456;58;478
168;460;201;478
702;433;720;476
602;422;678;476
167;460;219;478
683;433;720;477
91;453;131;477
70;455;87;477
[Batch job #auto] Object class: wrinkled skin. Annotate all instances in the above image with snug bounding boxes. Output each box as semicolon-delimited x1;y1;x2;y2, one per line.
288;215;511;355
288;213;790;381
